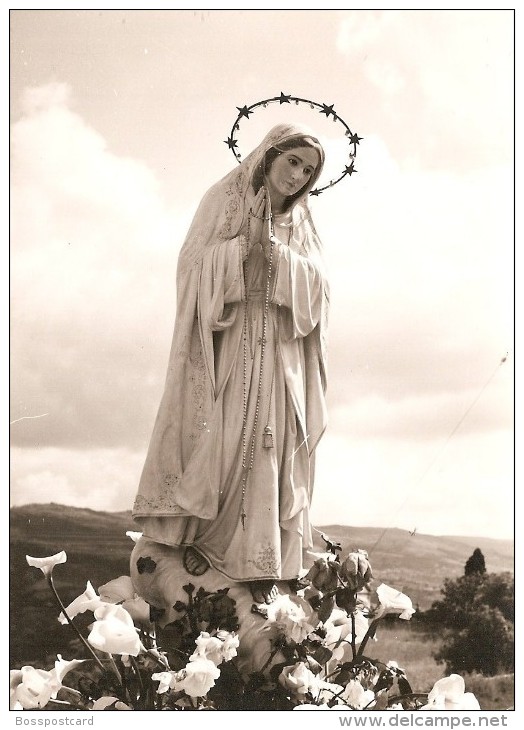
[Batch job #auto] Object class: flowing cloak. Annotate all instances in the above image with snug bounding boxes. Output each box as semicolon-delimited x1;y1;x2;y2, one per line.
133;123;330;582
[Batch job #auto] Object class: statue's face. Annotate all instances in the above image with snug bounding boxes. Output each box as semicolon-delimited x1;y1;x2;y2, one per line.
265;146;319;202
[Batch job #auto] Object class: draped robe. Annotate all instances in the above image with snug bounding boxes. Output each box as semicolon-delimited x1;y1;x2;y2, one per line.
133;124;329;582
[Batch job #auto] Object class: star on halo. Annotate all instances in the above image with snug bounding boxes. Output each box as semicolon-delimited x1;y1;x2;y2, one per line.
278;92;291;104
350;132;363;145
320;103;336;118
224;137;238;150
345;162;357;176
236;105;252;119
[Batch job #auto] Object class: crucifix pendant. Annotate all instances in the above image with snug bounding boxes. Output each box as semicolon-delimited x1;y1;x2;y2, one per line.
263;425;274;449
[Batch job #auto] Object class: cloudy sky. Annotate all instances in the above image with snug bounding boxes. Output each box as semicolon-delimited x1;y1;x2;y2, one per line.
9;9;514;540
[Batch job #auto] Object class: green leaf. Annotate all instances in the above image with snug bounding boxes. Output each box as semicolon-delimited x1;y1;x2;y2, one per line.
317;595;335;623
398;676;413;695
310;644;333;665
335;586;357;613
373;689;389;710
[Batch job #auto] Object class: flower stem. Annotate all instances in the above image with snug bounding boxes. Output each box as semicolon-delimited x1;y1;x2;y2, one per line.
356;619;380;658
388;691;429;706
145;648;170;669
130;655;146;708
47;698;76;708
116;657;132;705
351;614;357;660
59;686;89;710
259;645;281;674
107;654;123;684
48;575;107;674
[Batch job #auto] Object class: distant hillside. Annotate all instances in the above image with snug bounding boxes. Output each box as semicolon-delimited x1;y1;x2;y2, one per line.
312;524;513;610
441;533;515;559
10;504;514;668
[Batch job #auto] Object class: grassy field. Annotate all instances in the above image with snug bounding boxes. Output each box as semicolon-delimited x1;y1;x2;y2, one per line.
364;621;514;711
365;620;443;693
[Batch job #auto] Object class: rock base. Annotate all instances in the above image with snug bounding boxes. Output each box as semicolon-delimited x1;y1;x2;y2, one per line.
129;537;291;675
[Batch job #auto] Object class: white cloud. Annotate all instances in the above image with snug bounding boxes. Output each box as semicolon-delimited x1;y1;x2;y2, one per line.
312;427;513;540
366;59;407;97
11;82;191;450
314;134;512;411
307;129;513;539
329;372;513;441
336;10;397;54
10;446;145;513
20;81;71;114
335;10;513;171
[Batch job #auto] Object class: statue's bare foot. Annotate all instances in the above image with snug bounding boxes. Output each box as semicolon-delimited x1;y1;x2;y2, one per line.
183;546;209;576
249;580;278;604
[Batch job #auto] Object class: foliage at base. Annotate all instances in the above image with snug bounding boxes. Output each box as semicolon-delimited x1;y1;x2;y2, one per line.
11;536;483;712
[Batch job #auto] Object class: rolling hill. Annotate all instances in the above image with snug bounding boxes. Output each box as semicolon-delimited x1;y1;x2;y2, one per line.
312;523;513;608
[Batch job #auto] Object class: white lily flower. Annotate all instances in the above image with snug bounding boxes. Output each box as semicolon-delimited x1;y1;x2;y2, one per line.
26;551;67;578
126;531;143;543
88;604;144;656
375;584;416;620
58;581;103;624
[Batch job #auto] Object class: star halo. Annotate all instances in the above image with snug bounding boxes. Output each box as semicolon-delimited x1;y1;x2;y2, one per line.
225;92;362;195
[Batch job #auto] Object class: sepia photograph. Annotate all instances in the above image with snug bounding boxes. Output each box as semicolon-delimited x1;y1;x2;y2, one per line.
9;8;515;716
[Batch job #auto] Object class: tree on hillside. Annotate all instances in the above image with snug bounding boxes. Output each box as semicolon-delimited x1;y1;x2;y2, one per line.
464;548;486;576
434;605;514;677
425;571;514;676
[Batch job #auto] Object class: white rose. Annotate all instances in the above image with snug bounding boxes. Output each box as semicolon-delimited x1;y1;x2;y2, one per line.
279;662;320;696
216;630;240;662
340;679;375;710
189;631;225;666
271;596;315;643
175;658;221;698
421;675;481;710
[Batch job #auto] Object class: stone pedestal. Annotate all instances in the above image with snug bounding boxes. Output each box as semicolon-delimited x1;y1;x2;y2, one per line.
129;537;289;675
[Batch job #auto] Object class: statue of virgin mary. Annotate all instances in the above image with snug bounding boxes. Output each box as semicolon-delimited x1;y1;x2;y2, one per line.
132;123;329;604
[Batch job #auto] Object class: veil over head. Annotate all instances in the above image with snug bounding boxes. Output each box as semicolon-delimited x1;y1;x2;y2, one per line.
177;123;326;274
